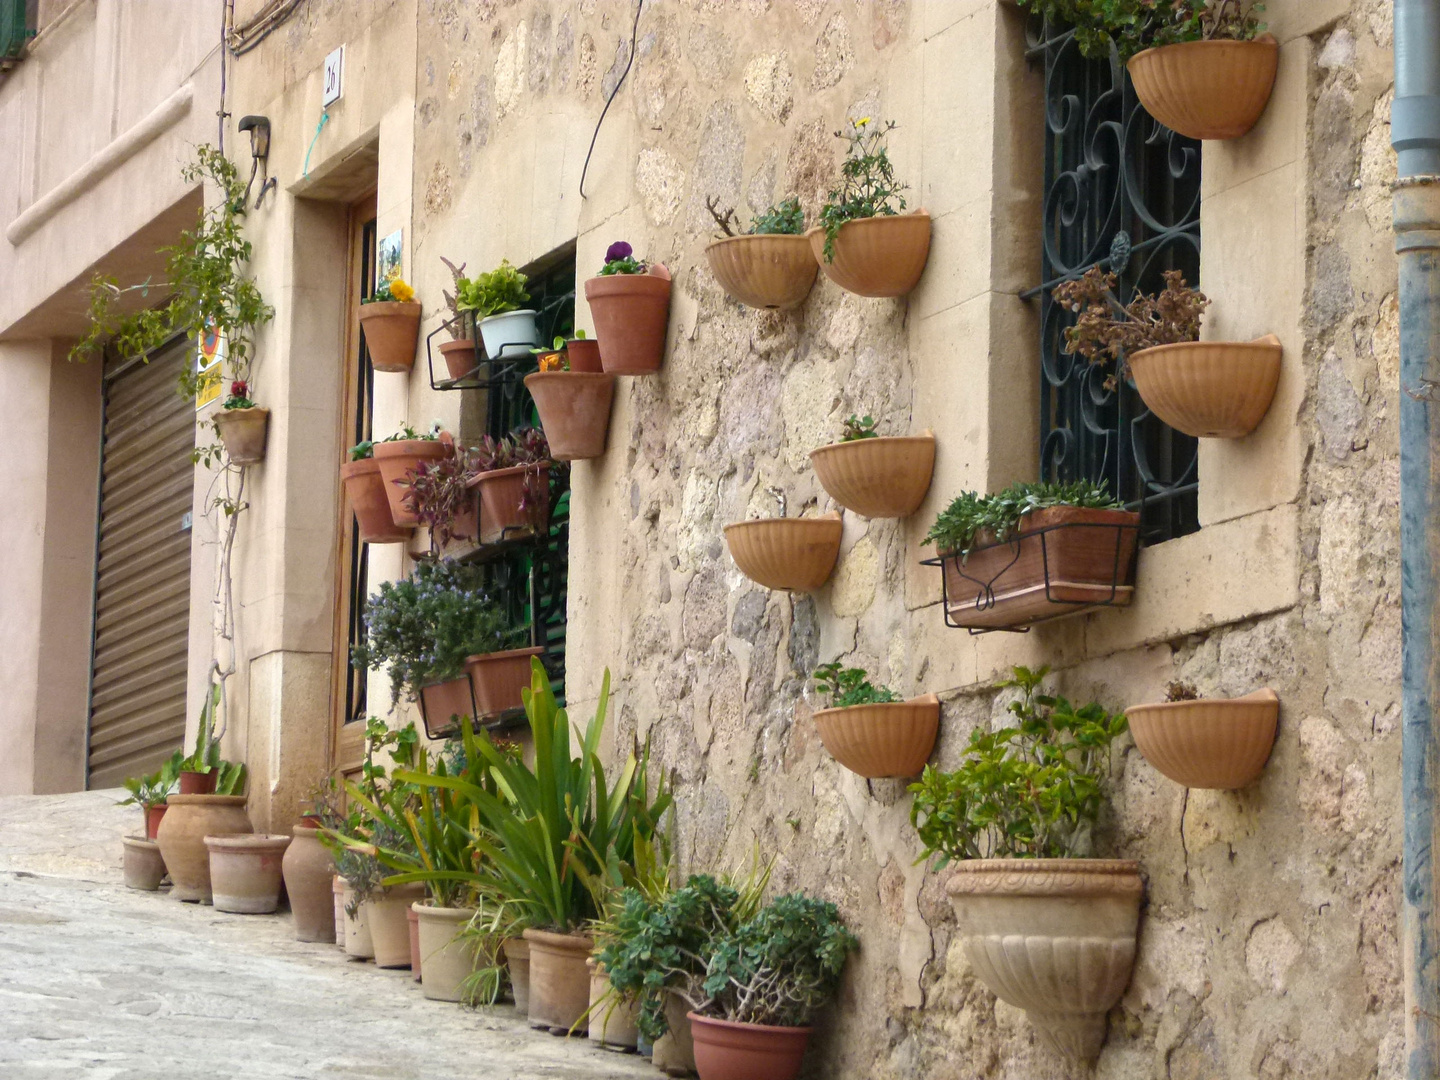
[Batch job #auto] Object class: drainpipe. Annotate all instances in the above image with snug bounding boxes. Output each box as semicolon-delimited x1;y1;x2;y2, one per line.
1393;2;1440;1076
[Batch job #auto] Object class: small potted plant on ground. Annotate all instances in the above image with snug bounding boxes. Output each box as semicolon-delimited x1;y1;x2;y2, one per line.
1054;266;1282;438
704;196;818;310
211;379;269;465
339;437;415;544
808;118;930;298
358;277;421;373
807;661;939;779
1126;680;1280;789
725;490;842;593
910;666;1138;1066
372;423;448;528
809;413;935;518
466;259;541;361
585;242;672;374
465;427;555;544
523;333;616;461
120;756;180;839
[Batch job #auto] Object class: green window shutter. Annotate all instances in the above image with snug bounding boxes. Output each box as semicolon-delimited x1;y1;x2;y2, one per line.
0;0;35;62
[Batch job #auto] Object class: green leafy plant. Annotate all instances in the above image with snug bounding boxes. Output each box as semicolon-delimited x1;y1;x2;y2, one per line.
598;241;646;276
348;424;434;462
459;259;530;319
811;661;900;708
1015;0;1265;62
176;682;248;794
841;414;879;442
324;718;422;913
923;479;1123;556
908;666;1128;864
119;757;181;810
705;195;806;237
400;443;474;549
818;117;908;262
1052;266;1209;387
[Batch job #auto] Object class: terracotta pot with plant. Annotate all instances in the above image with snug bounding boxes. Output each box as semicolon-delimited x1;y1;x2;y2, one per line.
436;256;479;381
810;414;935;519
120;757;179;841
372;426;448;527
340;441;413;544
911;666;1139;1067
358;277;421;373
466;259;542;360
524;335;616;461
398;440;478;551
211;379;269;465
808;661;939;779
464;428;555;544
206;833;292;914
585;242;672;375
807;118;930;298
504;937;532;1012
156;794;252;904
704;196;818;310
1127;681;1280;789
724;500;843;593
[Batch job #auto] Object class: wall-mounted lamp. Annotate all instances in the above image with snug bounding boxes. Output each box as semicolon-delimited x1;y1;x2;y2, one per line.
237;115;276;209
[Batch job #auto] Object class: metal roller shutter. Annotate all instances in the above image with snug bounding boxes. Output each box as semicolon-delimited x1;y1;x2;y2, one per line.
86;340;195;788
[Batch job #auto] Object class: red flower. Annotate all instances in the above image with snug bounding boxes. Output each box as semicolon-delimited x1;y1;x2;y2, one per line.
230;380;249;398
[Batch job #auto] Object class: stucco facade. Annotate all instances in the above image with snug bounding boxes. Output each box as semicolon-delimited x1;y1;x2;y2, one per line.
0;0;1405;1076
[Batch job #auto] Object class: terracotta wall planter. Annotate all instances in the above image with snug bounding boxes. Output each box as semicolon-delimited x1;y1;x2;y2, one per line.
359;300;422;373
373;439;448;527
145;802;168;840
438;338;478;382
479;308;541;359
1127;688;1280;790
123;836;166;891
587;958;640;1050
341;882;376;959
806;213;931;297
1128;335;1283;439
1128;36;1279;141
467;463;551;543
524;372;615;461
688;1013;812;1080
206;833;291;914
947;859;1144;1065
503;936;532;1012
214;406;270;465
155;794;252;903
340;458;413;544
282;826;336;943
724;513;843;592
813;694;940;779
416;903;478;1001
408;904;423;980
467;646;546;717
705;234;818;310
938;507;1140;630
523;928;593;1034
585;266;672;374
368;883;426;968
810;433;935;518
418;674;476;737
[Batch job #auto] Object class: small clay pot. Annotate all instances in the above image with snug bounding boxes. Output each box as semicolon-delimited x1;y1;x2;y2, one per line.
467;647;545;718
688;1013;812;1080
341;882;375;959
809;433;936;518
523;372;616;461
1127;335;1283;439
368;883;426;968
123;836;166;891
206;833;291;914
416;903;479;1002
145;803;168;841
418;673;476;737
155;794;252;903
705;234;818;310
340;457;413;544
813;695;940;779
438;338;479;381
283;826;337;943
178;770;217;795
408;904;423;981
359;300;422;373
806;213;931;297
1126;689;1280;790
566;338;603;373
213;406;270;465
373;438;448;527
585;266;672;375
523;928;593;1034
503;936;532;1012
1127;35;1279;141
587;957;640;1050
467;463;551;543
724;514;843;592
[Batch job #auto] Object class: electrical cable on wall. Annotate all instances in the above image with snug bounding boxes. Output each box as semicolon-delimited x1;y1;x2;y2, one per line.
303;110;330;179
579;0;643;199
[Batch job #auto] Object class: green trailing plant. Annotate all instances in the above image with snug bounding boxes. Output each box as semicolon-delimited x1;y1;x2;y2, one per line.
119;757;181;810
811;661;901;708
705;195;806;237
818;117;908;263
598;241;646;276
1052;266;1209;387
923;479;1123;556
908;666;1128;864
840;414;879;442
1015;0;1265;61
459;259;530;319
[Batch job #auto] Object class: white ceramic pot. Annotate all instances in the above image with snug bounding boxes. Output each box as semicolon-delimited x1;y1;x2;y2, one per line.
478;309;540;359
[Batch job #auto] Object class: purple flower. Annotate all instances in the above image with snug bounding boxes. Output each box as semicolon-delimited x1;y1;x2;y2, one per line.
605;241;633;263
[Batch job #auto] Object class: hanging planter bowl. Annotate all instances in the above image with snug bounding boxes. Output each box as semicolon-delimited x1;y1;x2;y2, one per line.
339;457;413;544
705;234;818;309
467;463;551;543
585;265;672;374
523;372;616;460
813;694;940;779
1127;36;1279;141
810;433;935;518
214;406;270;465
373;438;448;527
688;1013;813;1080
1128;335;1282;439
724;513;843;592
1126;688;1280;790
358;300;422;373
947;859;1144;1065
806;213;931;298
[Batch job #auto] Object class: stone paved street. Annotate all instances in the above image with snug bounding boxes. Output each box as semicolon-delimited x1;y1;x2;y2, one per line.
0;792;654;1080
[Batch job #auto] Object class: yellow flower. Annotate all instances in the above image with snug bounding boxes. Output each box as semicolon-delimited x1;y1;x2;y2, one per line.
855;117;870;127
388;278;415;303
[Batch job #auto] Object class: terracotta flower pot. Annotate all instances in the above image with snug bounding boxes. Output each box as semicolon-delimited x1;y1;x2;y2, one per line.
1127;36;1279;141
359;300;422;373
145;802;168;840
523;928;594;1034
283;826;336;943
724;513;843;592
1126;688;1280;790
947;859;1144;1065
206;833;291;914
813;694;940;779
155;794;252;903
567;338;603;373
418;673;476;737
416;903;479;1002
408;904;423;980
503;936;532;1012
373;438;448;527
214;406;270;465
467;463;551;543
524;372;616;461
939;507;1140;630
810;433;935;518
705;234;819;310
340;457;413;544
340;882;376;958
688;1013;812;1080
806;213;931;297
1128;335;1283;439
466;647;546;718
178;770;217;795
479;308;541;359
653;993;698;1075
585;266;672;375
438;338;479;382
368;883;426;968
587;957;640;1049
123;836;166;891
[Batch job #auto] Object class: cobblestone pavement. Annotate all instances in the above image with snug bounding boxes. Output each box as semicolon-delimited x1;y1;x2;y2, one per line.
0;791;655;1080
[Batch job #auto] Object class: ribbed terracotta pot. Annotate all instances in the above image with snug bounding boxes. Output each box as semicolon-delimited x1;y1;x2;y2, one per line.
947;859;1144;1065
524;372;616;461
705;234;819;310
567;338;603;373
653;993;698;1075
341;882;376;959
408;904;422;980
1128;335;1283;438
340;457;413;544
806;213;931;297
523;928;594;1034
587;957;640;1049
282;826;336;943
214;406;270;465
373;438;448;527
206;833;291;914
724;513;843;592
418;673;476;737
466;646;546;718
145;803;168;840
813;694;940;779
123;836;166;891
155;795;252;903
1128;36;1279;141
1127;688;1280;790
503;936;532;1012
359;300;422;373
688;1014;812;1080
467;463;550;542
438;338;478;381
368;883;426;968
810;433;935;518
585;266;672;375
416;903;479;1001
